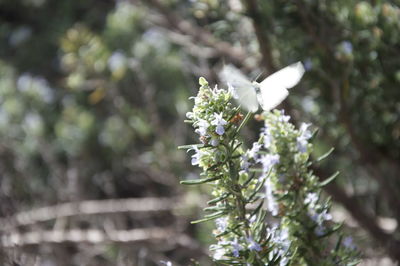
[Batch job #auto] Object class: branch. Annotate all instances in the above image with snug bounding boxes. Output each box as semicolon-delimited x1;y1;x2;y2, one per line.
315;167;400;261
0;197;179;231
243;0;276;74
141;0;250;69
1;227;174;247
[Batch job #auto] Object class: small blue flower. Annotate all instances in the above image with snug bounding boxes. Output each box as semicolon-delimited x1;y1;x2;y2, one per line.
246;236;262;252
190;146;202;165
211;113;227;135
304;193;318;207
297;123;312;153
343;236;356;249
309;209;332;226
247;142;262;159
265;178;279;216
210;137;219;147
195;119;209;136
240;154;251;171
299;123;312;139
319;209;332;223
297;138;308;153
230;238;243;257
259;154;280;173
215;217;228;232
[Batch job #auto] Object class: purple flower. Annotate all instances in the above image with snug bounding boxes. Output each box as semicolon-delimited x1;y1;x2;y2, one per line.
215;217;228;232
190;146;202;165
343;236;356;249
265;178;278;216
259;154;280;173
297;123;312;153
319;209;332;223
210;137;219;147
241;154;251;171
297;138;308;153
299;123;312;139
309;209;332;226
195;119;209;136
248;142;262;159
230;238;243;257
246;236;262;252
304;193;318;207
211;113;227;135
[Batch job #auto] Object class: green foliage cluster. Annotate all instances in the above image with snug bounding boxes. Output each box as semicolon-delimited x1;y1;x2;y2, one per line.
181;78;359;265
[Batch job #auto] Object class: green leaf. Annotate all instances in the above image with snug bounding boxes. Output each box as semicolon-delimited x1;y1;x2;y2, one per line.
335;235;343;252
191;211;225;224
204;205;228;212
215;224;242;238
204;210;225;218
319;171;339;187
309;128;319;142
180;175;222;185
247;178;266;202
316;147;334;162
243;172;256;187
207;193;230;205
177;144;203;150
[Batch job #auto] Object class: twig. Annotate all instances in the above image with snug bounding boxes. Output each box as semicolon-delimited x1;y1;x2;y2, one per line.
0;197;180;231
1;227;174;247
140;0;250;69
314;166;400;261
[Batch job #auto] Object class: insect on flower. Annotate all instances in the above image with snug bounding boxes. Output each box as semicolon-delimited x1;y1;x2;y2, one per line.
229;112;244;124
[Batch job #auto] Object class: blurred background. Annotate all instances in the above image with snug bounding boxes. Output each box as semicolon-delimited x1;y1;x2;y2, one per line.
0;0;399;265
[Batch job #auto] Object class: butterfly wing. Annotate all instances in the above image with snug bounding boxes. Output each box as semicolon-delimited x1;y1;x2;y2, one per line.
258;61;305;111
219;64;259;112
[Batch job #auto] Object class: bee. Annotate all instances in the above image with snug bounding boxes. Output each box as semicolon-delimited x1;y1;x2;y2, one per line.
199;135;208;144
229;113;244;124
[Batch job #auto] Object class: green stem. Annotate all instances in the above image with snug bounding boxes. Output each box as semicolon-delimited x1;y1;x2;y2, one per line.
235;111;253;136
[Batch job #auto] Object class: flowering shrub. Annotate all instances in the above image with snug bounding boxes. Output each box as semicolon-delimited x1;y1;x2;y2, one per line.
180;77;360;265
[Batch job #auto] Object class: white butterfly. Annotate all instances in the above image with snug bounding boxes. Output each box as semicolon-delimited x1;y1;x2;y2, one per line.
219;62;305;112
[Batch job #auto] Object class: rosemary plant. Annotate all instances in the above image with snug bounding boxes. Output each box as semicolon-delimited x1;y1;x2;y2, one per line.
179;77;359;265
